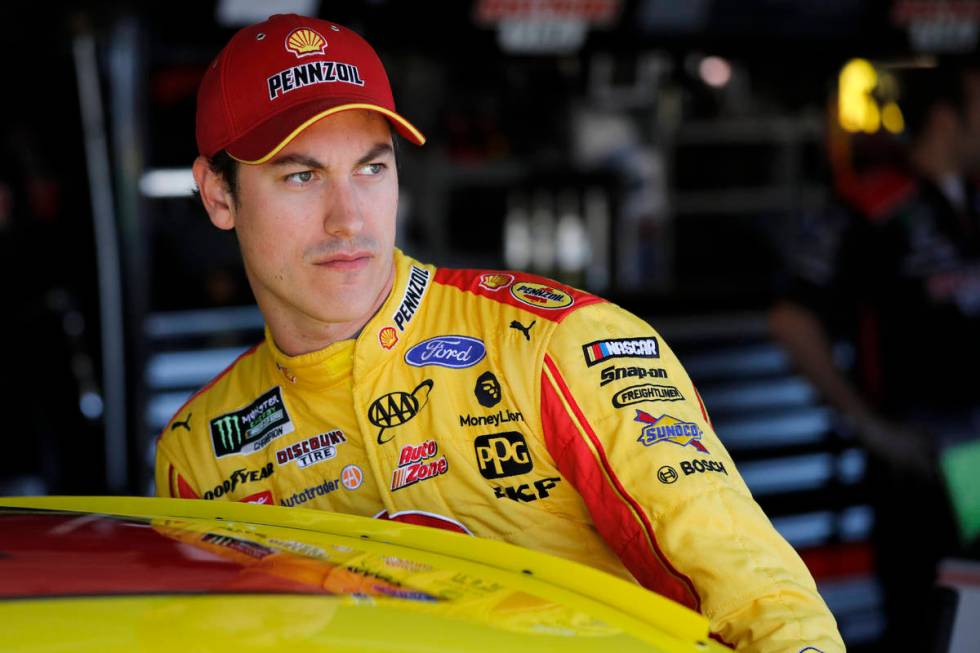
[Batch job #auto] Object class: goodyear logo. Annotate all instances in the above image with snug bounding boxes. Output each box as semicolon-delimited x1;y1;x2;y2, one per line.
582;337;659;367
367;380;434;444
474;432;533;479
210;387;294;458
633;410;708;453
509;282;573;309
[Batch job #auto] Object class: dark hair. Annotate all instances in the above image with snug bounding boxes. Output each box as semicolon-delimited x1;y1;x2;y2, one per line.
207;150;240;206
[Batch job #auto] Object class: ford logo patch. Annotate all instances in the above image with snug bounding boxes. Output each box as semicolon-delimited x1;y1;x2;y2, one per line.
405;336;486;369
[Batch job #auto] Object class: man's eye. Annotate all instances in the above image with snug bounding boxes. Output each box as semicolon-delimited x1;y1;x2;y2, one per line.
359;163;385;175
286;171;314;183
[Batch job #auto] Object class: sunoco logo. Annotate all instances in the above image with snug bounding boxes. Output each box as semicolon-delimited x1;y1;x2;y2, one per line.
509;282;573;309
474;432;533;479
210;387;294;458
368;379;434;444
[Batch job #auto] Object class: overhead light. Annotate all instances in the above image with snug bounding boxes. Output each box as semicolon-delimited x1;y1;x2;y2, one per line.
216;0;321;27
699;56;731;88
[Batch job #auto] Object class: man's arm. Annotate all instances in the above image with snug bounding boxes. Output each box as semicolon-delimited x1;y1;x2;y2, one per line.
769;300;933;477
540;301;844;652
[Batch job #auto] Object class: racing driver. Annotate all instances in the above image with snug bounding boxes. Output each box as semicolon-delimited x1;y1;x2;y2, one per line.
156;13;845;652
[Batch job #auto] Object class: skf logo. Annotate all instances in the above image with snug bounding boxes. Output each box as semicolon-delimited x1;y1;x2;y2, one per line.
582;337;659;367
285;28;327;58
510;282;573;309
474;432;533;479
493;477;560;503
391;440;449;491
479;273;514;291
379;326;398;350
367;379;434;444
634;410;708;453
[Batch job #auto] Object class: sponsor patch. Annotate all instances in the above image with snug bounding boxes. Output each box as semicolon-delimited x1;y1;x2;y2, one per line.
275;430;346;469
405;335;486;369
210;387;294;458
368;379;434;444
657;466;678;484
391;440;449;491
475;371;502;408
203;463;274;500
267;60;364;100
392;265;431;332
474;432;533;479
634;410;708;453
341;464;364;490
679;458;728;477
285;27;327;58
479;273;514;291
280;478;342;507
379;326;398;350
611;384;684;407
459;408;524;428
509;319;535;340
599;364;668;386
583;337;660;367
493;477;561;502
510;281;573;309
240;490;274;505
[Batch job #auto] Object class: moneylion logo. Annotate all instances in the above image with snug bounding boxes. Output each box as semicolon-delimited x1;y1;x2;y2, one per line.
368;379;434;444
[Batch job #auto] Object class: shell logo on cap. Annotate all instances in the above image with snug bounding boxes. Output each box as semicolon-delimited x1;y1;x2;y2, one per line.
285;28;327;58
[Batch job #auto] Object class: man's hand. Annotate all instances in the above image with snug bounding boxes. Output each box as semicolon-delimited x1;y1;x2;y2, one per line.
853;412;937;480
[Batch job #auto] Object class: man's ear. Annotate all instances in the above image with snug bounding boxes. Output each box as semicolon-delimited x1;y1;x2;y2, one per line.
192;155;236;231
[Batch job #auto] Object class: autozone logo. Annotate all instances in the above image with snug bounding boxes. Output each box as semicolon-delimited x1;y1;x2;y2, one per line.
391;440;449;491
473;432;533;479
275;430;347;469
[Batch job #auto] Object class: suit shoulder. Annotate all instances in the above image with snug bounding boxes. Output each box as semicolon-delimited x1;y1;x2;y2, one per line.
433;266;604;322
158;341;264;445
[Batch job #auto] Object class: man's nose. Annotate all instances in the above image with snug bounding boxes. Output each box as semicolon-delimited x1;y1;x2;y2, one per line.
322;180;364;237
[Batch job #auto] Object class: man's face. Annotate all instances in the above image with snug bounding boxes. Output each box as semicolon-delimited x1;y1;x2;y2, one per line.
229;110;399;334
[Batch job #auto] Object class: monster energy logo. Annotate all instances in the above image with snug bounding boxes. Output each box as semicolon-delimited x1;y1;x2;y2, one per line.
210;387;294;458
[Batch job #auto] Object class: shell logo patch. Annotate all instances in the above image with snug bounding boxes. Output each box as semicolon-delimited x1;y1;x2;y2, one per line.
634;410;708;453
285;28;327;58
379;326;399;350
479;273;514;291
509;281;573;309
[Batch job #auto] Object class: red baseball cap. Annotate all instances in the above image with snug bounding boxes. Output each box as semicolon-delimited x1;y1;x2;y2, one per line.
196;14;425;164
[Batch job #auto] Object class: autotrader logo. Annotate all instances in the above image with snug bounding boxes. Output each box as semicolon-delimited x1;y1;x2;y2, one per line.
474;432;533;479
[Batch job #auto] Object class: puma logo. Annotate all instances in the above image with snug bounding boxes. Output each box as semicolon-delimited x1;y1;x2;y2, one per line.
509;320;535;341
171;413;192;432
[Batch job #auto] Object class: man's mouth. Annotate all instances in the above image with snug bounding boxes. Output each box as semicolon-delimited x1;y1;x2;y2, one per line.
313;251;372;271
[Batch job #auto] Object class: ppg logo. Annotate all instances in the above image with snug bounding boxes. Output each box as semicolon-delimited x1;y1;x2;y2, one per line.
474;432;533;479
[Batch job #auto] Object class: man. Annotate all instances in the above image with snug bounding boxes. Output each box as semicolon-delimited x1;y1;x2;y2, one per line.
770;66;980;647
157;13;843;652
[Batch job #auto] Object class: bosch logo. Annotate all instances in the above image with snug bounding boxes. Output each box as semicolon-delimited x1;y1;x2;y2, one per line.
474;432;533;479
657;466;678;484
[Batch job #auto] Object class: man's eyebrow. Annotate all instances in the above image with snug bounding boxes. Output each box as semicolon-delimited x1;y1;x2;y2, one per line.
268;153;324;169
356;143;394;166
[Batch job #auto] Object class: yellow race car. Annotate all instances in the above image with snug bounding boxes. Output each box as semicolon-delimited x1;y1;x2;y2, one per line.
0;496;728;652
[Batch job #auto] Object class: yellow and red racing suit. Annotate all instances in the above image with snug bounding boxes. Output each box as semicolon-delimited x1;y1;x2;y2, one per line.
156;249;844;652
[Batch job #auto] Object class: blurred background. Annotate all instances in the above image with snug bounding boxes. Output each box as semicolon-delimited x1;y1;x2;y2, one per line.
2;0;980;650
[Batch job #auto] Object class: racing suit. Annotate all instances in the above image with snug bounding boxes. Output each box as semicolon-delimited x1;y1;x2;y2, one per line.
156;249;844;652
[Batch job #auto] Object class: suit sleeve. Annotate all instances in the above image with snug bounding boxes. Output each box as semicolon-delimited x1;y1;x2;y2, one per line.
154;432;201;499
540;301;844;653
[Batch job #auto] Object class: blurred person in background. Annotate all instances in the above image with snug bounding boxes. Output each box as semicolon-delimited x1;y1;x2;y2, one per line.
770;62;980;647
157;13;845;652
